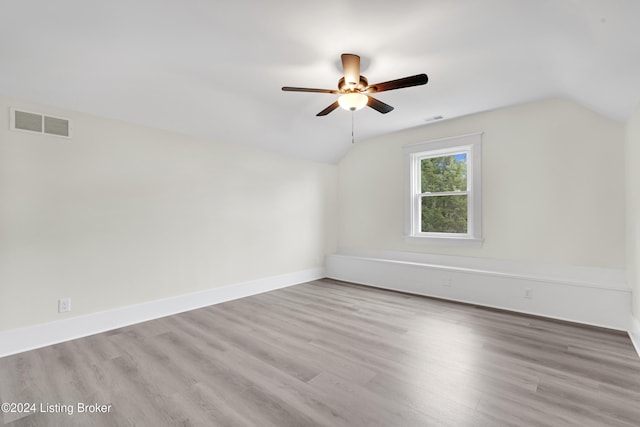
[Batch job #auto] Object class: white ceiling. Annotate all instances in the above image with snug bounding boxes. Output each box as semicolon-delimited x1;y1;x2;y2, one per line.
1;0;639;163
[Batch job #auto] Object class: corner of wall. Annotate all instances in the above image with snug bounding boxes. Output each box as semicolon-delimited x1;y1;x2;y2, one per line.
625;102;640;322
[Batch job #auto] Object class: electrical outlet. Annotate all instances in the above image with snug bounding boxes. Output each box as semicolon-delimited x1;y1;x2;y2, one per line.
58;297;71;313
524;289;533;299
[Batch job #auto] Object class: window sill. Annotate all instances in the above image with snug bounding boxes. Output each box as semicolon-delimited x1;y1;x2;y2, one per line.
404;235;484;248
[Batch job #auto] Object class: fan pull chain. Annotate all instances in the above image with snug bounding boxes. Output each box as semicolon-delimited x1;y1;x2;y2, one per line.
351;111;355;144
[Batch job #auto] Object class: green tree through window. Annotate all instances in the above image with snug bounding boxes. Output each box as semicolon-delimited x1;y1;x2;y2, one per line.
420;154;468;233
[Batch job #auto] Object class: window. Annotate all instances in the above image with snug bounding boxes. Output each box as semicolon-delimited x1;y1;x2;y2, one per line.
404;133;482;246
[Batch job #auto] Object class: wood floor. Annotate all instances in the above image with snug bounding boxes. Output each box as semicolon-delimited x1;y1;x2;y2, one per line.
1;279;639;427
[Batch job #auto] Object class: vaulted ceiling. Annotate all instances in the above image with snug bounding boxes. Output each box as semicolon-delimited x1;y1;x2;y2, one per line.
1;0;639;163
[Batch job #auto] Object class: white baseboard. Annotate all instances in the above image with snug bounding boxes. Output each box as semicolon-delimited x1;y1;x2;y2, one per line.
326;252;631;331
630;316;640;359
0;268;324;358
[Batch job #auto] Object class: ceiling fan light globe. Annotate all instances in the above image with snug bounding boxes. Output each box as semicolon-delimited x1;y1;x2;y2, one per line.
338;93;368;111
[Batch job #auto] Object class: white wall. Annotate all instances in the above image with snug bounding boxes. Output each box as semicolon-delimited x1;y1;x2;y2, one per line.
0;96;337;331
626;102;640;323
338;98;625;269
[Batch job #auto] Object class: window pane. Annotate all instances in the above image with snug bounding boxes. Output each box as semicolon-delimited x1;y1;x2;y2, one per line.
421;194;467;233
421;153;467;193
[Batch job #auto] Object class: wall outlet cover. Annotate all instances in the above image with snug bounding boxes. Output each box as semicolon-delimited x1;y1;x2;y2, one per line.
58;298;71;313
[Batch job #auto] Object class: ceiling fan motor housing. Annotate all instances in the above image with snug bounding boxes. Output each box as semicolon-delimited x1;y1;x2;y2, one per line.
338;76;368;93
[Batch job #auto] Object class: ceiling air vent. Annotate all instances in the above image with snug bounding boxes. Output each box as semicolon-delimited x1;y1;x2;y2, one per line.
10;107;72;138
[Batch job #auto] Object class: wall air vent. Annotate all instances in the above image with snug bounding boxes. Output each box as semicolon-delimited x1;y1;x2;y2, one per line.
10;107;72;138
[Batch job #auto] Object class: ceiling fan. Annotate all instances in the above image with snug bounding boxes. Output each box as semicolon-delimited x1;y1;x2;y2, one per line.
282;53;428;116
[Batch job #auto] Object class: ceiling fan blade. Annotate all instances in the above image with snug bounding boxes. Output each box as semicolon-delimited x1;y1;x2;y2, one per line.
366;74;428;93
316;101;340;116
282;86;339;94
367;96;394;114
341;53;361;86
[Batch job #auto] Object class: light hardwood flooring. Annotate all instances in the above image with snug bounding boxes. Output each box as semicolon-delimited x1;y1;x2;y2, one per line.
1;279;640;426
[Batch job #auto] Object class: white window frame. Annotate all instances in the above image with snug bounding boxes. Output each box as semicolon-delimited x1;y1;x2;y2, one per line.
403;132;483;246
